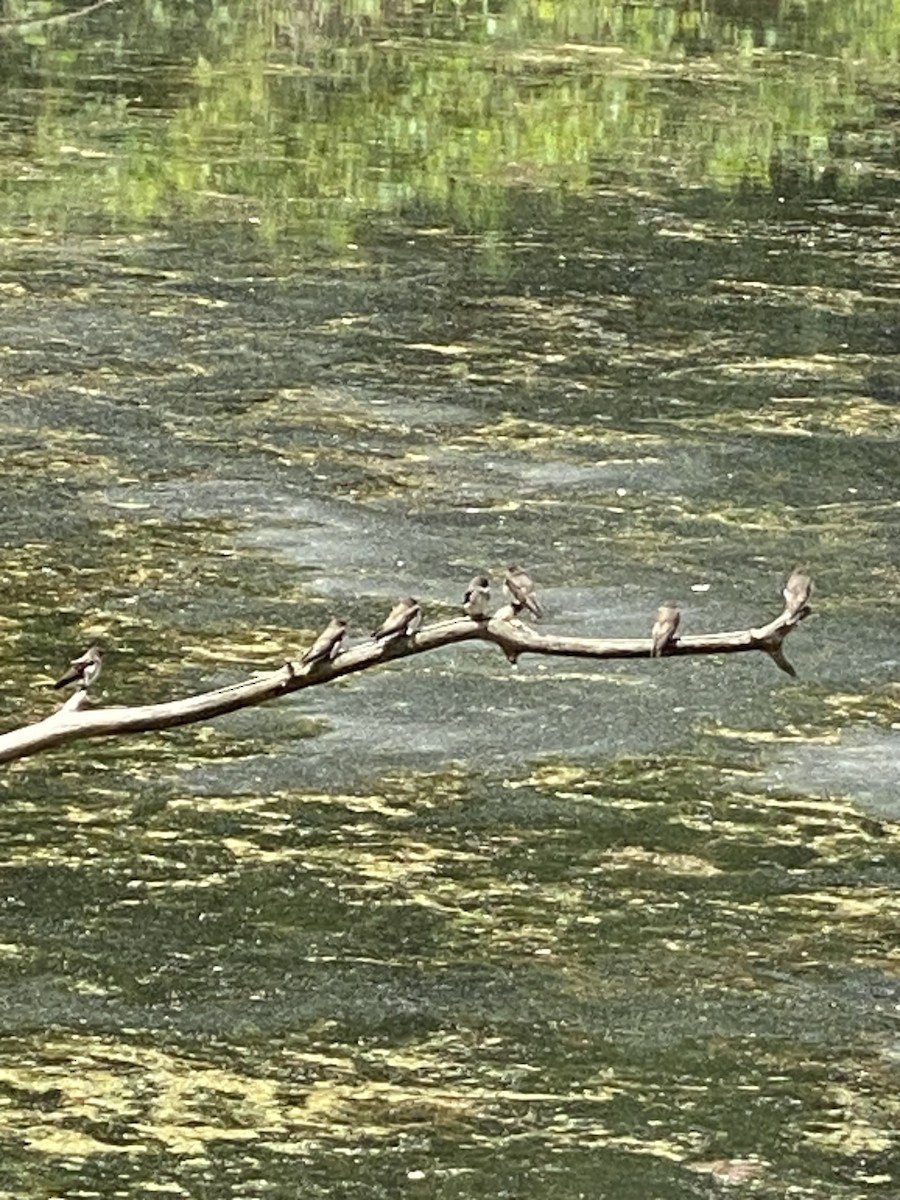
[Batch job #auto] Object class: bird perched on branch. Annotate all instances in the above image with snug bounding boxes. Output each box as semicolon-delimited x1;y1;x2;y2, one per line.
300;618;347;667
504;565;543;619
782;569;812;619
372;598;422;641
651;604;681;657
54;645;103;690
462;575;491;619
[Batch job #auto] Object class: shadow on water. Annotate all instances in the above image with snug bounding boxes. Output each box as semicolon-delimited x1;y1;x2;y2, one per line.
0;0;899;1196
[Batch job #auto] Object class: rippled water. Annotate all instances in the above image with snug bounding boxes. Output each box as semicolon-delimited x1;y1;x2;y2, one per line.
1;2;898;1196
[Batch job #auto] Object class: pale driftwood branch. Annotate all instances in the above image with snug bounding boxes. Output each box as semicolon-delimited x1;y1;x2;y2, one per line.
0;0;118;36
0;603;810;766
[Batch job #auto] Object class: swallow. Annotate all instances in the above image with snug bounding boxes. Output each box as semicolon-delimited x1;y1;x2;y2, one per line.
650;604;681;657
301;618;347;667
782;569;812;618
372;597;422;641
462;575;491;619
504;565;543;619
53;645;102;690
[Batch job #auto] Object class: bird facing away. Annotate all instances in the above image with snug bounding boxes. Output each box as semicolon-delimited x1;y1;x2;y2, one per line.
504;565;543;619
651;604;681;657
782;569;813;618
462;575;491;619
372;597;422;641
300;618;347;667
54;645;102;690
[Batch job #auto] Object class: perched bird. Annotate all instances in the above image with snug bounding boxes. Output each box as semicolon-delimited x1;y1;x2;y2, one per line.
651;604;681;657
504;565;543;619
300;618;347;667
782;569;812;618
372;597;422;641
54;645;103;690
462;575;491;619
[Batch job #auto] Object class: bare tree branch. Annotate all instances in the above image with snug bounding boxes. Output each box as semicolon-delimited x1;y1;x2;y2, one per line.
0;0;118;37
0;600;811;766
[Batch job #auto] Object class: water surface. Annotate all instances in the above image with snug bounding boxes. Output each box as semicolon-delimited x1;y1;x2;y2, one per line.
1;2;899;1196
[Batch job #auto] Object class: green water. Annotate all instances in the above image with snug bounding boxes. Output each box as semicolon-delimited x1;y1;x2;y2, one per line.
0;1;898;1196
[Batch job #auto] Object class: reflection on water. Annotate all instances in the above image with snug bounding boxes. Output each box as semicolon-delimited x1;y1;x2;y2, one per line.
1;1;899;1197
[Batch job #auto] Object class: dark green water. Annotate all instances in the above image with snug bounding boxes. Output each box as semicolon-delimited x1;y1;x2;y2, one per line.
1;2;898;1196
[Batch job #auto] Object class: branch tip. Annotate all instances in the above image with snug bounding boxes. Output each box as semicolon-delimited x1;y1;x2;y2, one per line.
766;645;798;678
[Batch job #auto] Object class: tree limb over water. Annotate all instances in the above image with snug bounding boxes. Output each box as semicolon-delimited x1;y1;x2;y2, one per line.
0;0;117;37
0;600;811;765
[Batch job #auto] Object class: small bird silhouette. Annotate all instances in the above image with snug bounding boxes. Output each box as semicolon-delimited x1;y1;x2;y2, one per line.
651;604;681;657
372;598;422;641
782;569;813;618
462;575;491;619
301;618;347;667
54;645;103;690
504;565;543;619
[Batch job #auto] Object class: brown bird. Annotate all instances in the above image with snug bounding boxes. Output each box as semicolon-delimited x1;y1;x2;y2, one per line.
782;569;813;618
462;575;491;619
54;645;103;690
651;604;681;657
504;565;543;619
300;618;347;667
372;597;422;641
